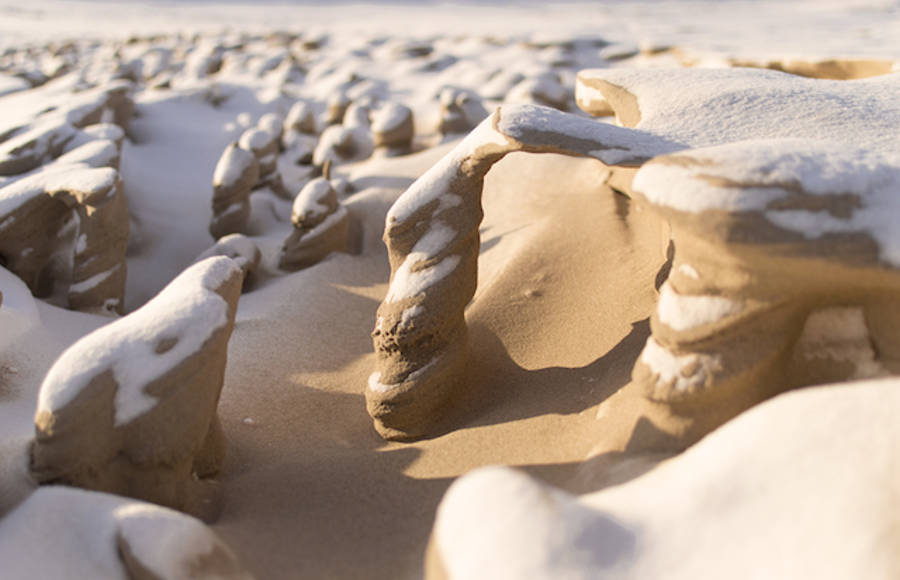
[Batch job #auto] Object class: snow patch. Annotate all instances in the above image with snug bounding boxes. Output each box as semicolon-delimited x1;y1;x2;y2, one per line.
657;283;742;332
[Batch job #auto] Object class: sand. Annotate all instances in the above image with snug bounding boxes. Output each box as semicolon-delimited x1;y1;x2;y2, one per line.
0;1;899;579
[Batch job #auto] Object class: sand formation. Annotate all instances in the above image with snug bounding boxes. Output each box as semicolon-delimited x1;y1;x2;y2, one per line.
428;377;900;579
30;257;243;511
279;172;350;271
0;122;131;313
313;101;376;168
436;87;489;135
369;68;900;444
0;79;132;314
196;233;261;291
237;118;281;191
371;101;415;153
1;13;898;578
210;142;259;240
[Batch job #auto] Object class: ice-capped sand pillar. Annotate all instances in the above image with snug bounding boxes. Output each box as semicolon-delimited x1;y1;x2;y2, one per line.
210;142;259;240
0;163;129;314
626;139;900;446
31;257;243;510
368;104;668;440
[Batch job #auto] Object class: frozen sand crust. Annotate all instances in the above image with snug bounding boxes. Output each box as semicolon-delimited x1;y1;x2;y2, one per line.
31;257;242;510
431;378;900;579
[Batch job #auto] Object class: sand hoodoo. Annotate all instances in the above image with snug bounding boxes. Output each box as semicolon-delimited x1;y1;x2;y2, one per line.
0;486;253;579
371;101;414;152
279;174;350;271
0;120;76;176
257;112;284;151
312;101;375;168
0;159;129;314
196;233;261;291
325;90;351;126
283;99;317;137
238;125;279;183
210;142;259;240
0;81;133;175
436;87;489;135
0;77;133;315
30;257;243;511
505;72;571;110
626;139;900;446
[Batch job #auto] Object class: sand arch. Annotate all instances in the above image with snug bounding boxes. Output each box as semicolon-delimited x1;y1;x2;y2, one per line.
368;68;900;443
367;104;670;440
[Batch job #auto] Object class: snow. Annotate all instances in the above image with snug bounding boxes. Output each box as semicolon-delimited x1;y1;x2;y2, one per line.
37;257;238;426
291;178;334;223
196;233;259;271
0;164;117;217
295;205;348;244
497;103;676;164
0;486;246;580
367;371;393;394
385;116;504;225
0;266;40;354
238;127;275;153
371;102;411;134
0;119;75;168
68;264;121;295
213;143;256;188
677;264;700;280
284;100;315;132
384;221;459;304
634;140;900;266
368;354;441;393
435;465;635;580
577;68;900;153
55;140;119;169
656;283;742;332
0;75;29;98
398;304;425;332
793;306;888;379
436;377;900;579
639;336;722;394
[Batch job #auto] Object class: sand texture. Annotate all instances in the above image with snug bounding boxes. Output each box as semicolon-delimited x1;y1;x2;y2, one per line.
0;1;899;578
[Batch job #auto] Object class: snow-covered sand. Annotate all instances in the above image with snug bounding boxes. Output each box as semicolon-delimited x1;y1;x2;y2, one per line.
0;1;898;578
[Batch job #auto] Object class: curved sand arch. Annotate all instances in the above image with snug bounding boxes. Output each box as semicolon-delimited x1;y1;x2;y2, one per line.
368;104;673;440
369;68;900;442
